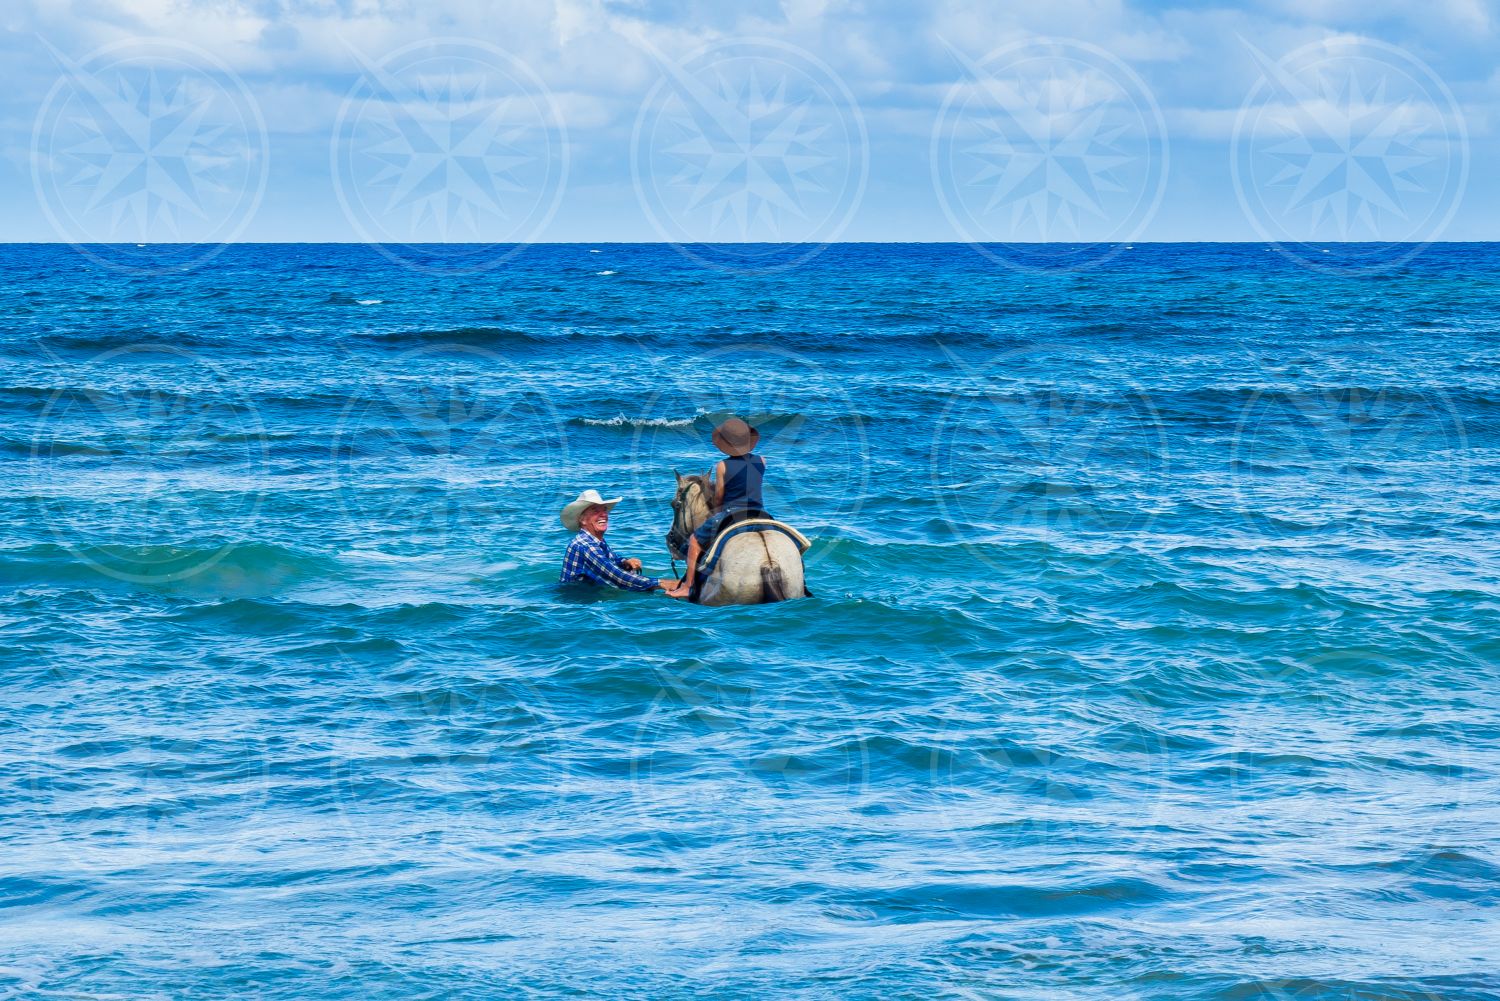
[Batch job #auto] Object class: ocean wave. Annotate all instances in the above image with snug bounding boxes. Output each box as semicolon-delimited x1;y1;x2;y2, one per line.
0;435;113;457
931;384;1500;422
566;410;860;432
13;330;213;353
840;876;1172;920
1156;384;1497;417
0;540;331;591
362;326;583;347
571;412;706;429
275;636;408;658
167;595;322;633
346;324;1037;354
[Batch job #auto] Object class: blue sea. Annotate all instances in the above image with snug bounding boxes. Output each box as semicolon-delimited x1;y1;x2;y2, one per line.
2;243;1497;1000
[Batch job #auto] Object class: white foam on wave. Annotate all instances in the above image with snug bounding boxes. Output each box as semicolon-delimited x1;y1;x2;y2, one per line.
357;299;383;305
589;249;601;253
578;413;702;429
596;270;616;276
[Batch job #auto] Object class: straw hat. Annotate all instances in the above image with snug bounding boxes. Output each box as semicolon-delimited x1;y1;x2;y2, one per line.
712;417;760;456
560;489;621;531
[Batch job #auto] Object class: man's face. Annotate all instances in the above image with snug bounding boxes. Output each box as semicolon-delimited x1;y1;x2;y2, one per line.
580;505;609;535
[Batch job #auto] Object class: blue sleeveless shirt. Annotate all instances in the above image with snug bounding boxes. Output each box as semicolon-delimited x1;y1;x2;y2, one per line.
719;453;765;512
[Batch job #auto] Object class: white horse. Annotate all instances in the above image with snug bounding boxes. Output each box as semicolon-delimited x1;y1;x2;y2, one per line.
665;470;807;606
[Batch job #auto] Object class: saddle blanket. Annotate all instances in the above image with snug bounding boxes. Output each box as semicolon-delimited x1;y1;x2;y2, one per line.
697;519;811;578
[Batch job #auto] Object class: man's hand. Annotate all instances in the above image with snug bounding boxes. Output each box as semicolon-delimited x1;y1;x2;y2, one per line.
620;557;643;571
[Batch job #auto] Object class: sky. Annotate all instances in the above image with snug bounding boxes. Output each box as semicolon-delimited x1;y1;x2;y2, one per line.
1;0;1496;244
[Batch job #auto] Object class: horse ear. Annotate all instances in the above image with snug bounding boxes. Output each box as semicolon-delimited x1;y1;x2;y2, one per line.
673;469;683;485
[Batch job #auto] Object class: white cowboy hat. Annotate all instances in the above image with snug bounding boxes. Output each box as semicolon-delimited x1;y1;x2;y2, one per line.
560;489;622;531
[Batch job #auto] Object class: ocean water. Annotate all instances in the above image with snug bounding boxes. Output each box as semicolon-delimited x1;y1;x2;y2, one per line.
2;242;1498;1000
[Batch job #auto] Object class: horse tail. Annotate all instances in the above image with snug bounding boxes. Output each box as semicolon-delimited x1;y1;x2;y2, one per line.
760;564;787;603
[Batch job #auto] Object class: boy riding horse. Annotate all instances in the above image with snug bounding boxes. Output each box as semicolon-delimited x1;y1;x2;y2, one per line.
679;417;770;595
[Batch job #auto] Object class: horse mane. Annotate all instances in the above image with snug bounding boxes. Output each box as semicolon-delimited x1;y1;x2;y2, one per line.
667;470;715;553
680;470;715;523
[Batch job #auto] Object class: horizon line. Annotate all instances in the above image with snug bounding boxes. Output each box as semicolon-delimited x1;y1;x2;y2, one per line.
2;239;1497;247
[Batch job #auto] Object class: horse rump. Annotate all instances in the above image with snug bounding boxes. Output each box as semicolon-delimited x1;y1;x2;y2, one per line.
694;529;806;606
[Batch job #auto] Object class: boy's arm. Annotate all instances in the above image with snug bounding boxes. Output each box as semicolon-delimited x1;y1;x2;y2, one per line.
714;461;726;508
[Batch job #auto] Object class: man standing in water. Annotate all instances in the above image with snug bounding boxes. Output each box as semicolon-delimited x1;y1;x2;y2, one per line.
559;489;686;597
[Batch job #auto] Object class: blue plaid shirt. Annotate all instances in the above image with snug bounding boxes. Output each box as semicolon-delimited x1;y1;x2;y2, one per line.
559;530;660;592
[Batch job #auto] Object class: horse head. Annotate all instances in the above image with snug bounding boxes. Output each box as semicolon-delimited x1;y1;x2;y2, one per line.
665;468;713;559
